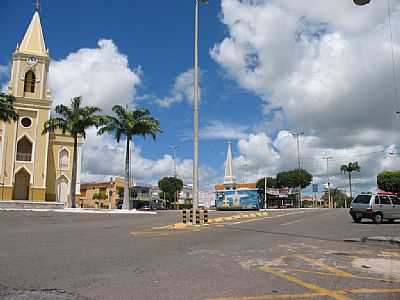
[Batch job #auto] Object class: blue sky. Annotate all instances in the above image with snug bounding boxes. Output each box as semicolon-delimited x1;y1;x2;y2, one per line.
0;0;262;182
1;0;400;193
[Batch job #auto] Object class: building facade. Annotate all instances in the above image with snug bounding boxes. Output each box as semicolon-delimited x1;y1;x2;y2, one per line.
0;10;82;206
79;177;124;208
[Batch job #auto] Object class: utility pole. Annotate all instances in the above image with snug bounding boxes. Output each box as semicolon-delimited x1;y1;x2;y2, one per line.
264;176;267;211
290;131;304;207
170;145;179;177
323;157;333;208
193;0;208;224
240;162;248;184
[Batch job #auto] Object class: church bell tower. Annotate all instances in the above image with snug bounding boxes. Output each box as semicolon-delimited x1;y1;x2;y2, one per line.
1;7;52;201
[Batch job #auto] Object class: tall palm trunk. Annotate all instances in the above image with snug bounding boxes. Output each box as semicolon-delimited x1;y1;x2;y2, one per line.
122;138;130;210
348;172;353;201
70;136;78;208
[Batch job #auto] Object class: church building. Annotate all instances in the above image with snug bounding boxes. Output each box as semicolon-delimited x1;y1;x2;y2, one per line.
0;8;82;206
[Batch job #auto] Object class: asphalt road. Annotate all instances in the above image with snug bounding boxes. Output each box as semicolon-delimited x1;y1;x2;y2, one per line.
0;209;399;300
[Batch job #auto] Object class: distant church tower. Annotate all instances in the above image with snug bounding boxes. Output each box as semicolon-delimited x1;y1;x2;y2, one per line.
0;6;82;206
224;142;236;189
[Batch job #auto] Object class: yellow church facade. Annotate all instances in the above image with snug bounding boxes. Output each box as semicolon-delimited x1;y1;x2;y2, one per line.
0;10;82;206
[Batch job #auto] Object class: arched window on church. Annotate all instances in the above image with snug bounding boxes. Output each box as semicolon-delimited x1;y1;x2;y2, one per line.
24;70;36;93
16;136;33;162
59;149;69;170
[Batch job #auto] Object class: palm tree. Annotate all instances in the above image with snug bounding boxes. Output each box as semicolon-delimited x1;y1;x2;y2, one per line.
0;92;19;123
43;96;103;208
340;162;361;205
98;106;161;210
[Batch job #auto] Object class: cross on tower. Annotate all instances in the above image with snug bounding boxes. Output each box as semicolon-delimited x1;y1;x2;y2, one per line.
35;0;40;12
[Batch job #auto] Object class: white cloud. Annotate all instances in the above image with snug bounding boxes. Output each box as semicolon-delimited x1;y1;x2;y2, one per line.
200;120;249;140
81;128;216;187
0;65;9;92
230;131;400;193
211;0;400;191
49;39;141;112
155;68;200;108
49;40;216;188
0;65;8;77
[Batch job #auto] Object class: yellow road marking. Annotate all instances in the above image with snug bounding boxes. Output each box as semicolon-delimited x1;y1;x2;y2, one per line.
347;288;400;294
209;288;400;300
208;292;321;300
296;255;353;278
261;266;353;300
282;268;400;283
381;251;400;258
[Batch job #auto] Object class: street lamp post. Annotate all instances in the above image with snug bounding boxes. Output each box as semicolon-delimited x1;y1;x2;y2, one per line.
193;0;207;224
290;131;304;207
264;176;267;211
323;157;333;208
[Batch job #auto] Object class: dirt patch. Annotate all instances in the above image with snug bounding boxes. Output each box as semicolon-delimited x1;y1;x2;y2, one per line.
352;258;400;278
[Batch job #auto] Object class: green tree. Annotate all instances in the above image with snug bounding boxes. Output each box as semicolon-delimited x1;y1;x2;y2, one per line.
98;106;161;210
256;177;277;190
340;162;361;201
0;92;19;123
92;191;108;208
158;177;184;207
43;96;103;208
377;170;400;194
321;188;349;208
276;169;312;189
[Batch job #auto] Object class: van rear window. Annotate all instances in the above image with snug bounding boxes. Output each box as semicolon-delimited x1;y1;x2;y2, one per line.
352;195;372;204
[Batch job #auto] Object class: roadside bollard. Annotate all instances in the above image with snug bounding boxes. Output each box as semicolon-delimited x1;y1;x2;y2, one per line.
182;210;187;224
196;209;201;224
203;209;208;224
190;209;193;223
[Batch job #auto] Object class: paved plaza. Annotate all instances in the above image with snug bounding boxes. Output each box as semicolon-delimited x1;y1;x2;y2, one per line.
0;209;399;299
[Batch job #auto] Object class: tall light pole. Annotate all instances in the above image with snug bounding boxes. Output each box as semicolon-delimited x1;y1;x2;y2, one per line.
264;176;267;211
193;0;207;224
170;145;179;210
290;131;304;207
323;157;333;208
170;145;179;177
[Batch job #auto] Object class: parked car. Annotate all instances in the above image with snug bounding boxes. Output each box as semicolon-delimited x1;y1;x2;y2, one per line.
349;192;400;223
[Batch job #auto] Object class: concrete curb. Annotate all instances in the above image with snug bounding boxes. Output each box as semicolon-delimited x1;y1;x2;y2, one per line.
0;208;157;215
344;236;400;245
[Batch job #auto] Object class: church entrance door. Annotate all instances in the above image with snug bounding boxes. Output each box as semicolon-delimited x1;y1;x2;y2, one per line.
13;169;30;200
57;176;69;206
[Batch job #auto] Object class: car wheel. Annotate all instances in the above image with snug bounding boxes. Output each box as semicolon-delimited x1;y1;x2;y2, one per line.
352;216;362;223
373;213;383;224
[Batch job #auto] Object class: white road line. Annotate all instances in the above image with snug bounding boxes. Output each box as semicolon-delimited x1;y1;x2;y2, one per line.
281;218;305;226
225;216;272;226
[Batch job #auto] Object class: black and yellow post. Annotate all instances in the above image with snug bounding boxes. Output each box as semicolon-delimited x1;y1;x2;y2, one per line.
182;209;187;224
203;209;208;224
189;209;193;223
196;209;201;224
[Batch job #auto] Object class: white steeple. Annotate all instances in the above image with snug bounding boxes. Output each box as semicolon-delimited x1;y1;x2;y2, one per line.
224;142;236;185
19;11;47;56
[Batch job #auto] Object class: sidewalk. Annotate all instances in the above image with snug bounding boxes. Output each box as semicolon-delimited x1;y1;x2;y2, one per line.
0;207;157;215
